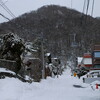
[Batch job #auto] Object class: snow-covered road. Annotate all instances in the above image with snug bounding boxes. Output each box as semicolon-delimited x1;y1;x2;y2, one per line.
0;69;100;100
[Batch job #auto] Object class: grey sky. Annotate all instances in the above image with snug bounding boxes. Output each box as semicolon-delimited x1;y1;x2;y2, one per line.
0;0;100;23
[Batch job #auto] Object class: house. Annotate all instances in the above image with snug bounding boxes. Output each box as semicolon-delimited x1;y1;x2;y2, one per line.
92;45;100;70
80;53;92;70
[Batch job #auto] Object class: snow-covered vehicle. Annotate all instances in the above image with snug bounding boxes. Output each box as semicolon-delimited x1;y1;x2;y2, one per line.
81;70;100;83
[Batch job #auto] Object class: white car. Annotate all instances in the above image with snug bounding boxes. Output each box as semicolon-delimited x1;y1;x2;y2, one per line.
81;70;100;83
83;70;100;78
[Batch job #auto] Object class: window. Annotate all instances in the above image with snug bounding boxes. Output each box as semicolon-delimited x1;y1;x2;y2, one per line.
82;58;92;64
94;52;100;58
93;64;100;69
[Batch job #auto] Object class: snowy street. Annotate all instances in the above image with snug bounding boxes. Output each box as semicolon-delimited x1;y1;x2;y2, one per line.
0;69;100;100
0;0;100;99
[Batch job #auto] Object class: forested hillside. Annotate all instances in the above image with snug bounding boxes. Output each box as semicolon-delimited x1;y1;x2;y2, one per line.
0;5;100;62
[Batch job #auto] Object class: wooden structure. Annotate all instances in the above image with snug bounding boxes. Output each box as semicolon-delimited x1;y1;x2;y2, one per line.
92;45;100;70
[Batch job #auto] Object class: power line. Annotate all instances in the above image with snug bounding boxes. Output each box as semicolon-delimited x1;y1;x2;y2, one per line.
80;0;87;25
86;0;90;16
0;3;14;18
91;0;94;17
0;0;13;16
0;0;15;18
82;0;86;14
0;13;10;21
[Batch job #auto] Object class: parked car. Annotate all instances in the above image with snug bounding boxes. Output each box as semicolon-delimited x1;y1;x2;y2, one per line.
81;70;100;83
83;70;100;78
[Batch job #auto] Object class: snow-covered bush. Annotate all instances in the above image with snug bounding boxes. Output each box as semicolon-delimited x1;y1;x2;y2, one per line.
0;32;25;73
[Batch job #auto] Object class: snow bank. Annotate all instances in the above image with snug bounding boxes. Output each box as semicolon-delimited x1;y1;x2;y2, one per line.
0;69;100;100
0;68;15;74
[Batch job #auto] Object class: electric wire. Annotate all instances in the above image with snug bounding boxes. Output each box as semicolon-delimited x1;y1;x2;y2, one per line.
0;0;15;18
91;0;94;17
82;0;86;14
80;0;87;25
0;0;15;17
0;3;14;18
0;0;30;37
0;13;10;21
86;0;90;16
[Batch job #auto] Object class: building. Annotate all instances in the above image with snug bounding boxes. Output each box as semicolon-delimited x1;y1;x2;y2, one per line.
92;45;100;70
80;53;92;70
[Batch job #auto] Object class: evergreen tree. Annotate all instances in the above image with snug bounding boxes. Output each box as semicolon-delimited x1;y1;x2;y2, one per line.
1;32;25;73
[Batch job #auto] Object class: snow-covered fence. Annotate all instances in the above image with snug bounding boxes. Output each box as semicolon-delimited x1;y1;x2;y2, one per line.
0;59;17;72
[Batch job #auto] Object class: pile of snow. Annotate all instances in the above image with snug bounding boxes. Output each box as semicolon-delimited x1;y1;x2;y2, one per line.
0;69;100;100
0;68;15;74
25;42;37;52
45;53;51;56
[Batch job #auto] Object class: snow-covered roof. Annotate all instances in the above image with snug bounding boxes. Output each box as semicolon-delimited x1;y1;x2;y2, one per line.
45;53;51;56
77;57;83;64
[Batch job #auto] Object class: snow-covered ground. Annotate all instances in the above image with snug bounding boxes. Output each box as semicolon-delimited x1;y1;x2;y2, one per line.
0;68;100;100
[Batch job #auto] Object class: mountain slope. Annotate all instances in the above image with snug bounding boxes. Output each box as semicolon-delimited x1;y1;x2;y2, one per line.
0;5;100;61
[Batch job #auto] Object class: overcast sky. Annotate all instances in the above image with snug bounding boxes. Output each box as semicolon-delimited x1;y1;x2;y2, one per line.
0;0;100;23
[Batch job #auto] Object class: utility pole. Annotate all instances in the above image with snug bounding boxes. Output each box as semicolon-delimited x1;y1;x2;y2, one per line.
70;33;78;69
41;32;45;79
